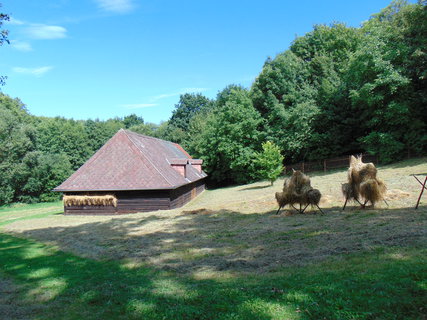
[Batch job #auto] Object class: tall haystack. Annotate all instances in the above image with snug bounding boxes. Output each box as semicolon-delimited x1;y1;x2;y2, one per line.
342;155;386;209
276;170;323;214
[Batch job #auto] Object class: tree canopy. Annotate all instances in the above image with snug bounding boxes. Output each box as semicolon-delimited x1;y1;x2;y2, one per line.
0;0;425;204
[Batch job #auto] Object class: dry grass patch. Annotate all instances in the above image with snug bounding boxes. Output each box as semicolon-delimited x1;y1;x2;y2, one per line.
2;157;427;276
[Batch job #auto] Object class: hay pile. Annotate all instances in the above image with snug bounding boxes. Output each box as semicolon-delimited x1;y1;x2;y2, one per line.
63;195;118;207
275;170;322;214
342;155;386;208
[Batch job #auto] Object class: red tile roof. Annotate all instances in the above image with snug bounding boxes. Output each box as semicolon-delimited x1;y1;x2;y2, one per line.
54;129;207;191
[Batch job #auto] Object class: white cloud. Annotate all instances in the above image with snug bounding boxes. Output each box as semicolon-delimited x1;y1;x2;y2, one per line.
121;103;158;109
25;24;67;39
151;88;208;102
13;66;53;77
10;40;33;52
94;0;134;13
6;17;25;25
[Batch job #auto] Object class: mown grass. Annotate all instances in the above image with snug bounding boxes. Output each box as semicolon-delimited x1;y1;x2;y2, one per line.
0;201;62;227
0;233;426;320
0;157;426;319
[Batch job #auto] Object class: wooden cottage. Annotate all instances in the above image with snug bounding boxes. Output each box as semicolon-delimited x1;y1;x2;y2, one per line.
54;129;207;214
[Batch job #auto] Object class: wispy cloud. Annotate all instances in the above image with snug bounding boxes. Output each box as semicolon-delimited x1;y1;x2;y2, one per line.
13;66;53;77
121;103;158;109
25;24;67;39
94;0;135;14
120;88;208;110
6;17;25;25
151;88;208;102
10;40;33;52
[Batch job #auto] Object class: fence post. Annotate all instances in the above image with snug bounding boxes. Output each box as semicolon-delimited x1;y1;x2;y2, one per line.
323;160;327;172
302;162;305;173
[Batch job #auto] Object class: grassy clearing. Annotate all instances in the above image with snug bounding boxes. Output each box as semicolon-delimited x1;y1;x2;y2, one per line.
0;233;426;320
0;157;426;319
0;201;62;227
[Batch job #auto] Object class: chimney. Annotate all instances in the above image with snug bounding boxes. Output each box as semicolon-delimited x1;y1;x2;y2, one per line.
189;159;203;173
170;158;187;178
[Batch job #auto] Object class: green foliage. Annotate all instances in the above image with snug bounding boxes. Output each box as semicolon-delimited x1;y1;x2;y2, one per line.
123;114;144;128
190;87;263;185
84;118;122;153
169;93;213;131
253;141;284;185
0;3;9;86
35;117;91;170
0;94;36;204
250;1;426;163
164;93;213;147
16;151;72;202
1;0;426;196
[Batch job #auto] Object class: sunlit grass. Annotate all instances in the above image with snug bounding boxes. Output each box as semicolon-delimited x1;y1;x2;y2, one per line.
0;233;425;319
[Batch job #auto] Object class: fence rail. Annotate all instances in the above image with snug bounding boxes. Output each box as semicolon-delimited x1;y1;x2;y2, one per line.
284;153;378;174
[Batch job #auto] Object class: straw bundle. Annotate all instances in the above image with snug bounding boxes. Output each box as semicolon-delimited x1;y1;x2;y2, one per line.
275;170;322;213
342;155;386;208
63;195;118;207
360;179;386;205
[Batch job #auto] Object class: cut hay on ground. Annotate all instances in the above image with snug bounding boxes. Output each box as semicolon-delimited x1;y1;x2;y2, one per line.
63;195;118;207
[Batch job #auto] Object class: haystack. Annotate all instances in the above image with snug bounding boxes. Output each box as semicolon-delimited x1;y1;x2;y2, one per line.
63;194;118;207
342;155;386;209
275;170;323;214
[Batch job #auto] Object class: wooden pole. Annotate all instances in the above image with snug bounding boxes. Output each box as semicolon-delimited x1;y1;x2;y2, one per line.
316;204;325;215
415;176;427;209
324;159;326;172
342;197;348;211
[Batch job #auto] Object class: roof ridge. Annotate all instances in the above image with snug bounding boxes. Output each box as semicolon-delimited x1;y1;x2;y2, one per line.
122;129;175;187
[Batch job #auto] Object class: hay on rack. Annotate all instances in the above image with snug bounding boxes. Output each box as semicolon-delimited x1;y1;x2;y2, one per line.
275;170;322;214
360;178;386;206
342;155;386;208
63;194;118;207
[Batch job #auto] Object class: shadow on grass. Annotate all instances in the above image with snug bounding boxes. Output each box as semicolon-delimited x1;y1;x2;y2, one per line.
0;232;426;320
239;184;271;191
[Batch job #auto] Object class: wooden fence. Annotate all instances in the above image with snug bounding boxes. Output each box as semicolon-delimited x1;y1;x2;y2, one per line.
285;153;378;174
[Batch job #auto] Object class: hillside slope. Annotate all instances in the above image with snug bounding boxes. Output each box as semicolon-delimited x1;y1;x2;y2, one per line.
2;157;426;276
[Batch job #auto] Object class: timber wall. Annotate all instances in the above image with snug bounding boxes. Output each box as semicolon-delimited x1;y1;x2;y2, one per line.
63;179;206;215
170;179;205;209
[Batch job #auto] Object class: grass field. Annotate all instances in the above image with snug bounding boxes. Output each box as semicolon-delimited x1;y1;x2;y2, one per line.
0;157;426;319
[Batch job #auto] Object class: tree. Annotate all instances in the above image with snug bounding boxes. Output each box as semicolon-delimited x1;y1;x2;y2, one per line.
123;114;144;128
164;93;214;147
15;151;72;202
253;141;284;185
0;94;36;204
0;3;10;86
169;93;213;131
190;87;264;185
36;117;91;169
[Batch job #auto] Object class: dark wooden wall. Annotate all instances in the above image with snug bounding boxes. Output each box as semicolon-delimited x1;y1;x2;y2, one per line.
170;179;205;209
63;179;205;215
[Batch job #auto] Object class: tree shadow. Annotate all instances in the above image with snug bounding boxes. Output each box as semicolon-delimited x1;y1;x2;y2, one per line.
1;227;425;319
239;184;271;191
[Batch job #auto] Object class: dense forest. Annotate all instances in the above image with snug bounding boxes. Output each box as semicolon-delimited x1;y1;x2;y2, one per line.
0;0;426;204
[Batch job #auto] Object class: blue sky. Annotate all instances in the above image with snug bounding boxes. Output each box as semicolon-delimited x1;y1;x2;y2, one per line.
1;0;398;123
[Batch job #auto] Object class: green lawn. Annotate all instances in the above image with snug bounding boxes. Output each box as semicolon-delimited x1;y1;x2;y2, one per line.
0;158;426;319
1;233;426;320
